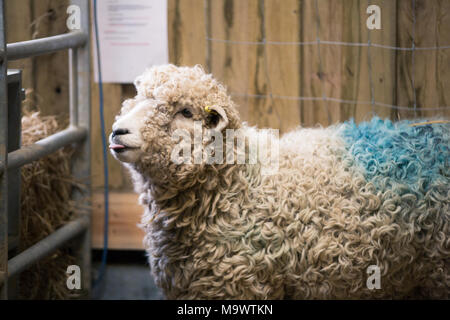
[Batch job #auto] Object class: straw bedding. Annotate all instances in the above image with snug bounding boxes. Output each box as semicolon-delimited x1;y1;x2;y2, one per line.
18;111;78;299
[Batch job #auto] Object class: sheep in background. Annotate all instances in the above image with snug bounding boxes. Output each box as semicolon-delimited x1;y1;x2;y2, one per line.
109;64;449;299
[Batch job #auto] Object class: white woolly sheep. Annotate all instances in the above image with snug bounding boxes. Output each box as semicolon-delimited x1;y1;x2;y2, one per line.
109;64;449;299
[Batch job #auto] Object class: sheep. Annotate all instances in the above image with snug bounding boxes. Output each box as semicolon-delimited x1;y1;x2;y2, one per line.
109;64;449;299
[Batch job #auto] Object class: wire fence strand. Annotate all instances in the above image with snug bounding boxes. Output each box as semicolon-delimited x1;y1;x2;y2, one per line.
229;93;450;111
206;37;450;51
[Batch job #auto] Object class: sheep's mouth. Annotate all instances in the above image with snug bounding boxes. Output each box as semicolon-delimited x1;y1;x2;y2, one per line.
109;143;137;153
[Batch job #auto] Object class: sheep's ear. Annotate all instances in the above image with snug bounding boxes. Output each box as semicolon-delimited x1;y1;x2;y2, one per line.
205;105;228;132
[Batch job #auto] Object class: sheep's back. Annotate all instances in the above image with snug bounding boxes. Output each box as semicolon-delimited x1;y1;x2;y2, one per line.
274;118;449;298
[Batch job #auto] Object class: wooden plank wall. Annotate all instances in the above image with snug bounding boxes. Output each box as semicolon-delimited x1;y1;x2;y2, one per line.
204;0;450;127
6;0;71;117
5;0;450;249
396;0;450;119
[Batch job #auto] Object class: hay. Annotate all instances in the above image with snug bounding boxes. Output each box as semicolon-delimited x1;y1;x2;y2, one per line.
18;111;80;299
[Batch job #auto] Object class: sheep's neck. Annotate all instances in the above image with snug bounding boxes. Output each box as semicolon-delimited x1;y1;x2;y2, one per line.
147;163;251;234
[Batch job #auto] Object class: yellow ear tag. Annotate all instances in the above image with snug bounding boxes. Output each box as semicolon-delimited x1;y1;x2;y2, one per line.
204;105;218;115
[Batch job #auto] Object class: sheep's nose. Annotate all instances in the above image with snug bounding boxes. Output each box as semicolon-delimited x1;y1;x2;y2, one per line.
112;128;129;137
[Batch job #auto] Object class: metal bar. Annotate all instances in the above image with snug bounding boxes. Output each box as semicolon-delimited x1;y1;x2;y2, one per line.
6;31;87;61
69;48;79;127
6;216;89;279
6;70;22;243
0;126;87;173
70;0;92;296
5;70;22;299
0;0;8;300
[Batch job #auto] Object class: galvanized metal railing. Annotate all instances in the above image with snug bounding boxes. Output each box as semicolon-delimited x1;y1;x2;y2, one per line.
0;0;91;299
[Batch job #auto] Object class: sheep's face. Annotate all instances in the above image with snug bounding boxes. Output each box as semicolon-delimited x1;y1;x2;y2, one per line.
109;98;154;164
110;64;241;187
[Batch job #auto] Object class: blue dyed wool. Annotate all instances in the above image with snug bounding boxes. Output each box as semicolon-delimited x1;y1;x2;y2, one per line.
337;118;449;298
341;118;449;195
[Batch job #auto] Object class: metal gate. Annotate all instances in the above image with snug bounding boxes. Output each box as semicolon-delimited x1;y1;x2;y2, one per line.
0;0;91;299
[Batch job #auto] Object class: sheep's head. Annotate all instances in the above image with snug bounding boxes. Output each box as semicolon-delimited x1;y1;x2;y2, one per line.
110;64;241;189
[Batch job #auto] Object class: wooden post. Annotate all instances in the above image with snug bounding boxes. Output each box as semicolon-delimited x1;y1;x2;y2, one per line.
32;0;70;117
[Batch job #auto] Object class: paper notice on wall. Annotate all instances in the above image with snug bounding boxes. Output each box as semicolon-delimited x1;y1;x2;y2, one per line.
92;0;168;83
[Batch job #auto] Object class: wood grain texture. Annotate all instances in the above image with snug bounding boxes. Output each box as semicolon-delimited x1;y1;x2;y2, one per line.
209;0;266;128
32;0;70;118
396;0;450;119
168;0;206;66
396;0;419;119
5;0;34;94
265;0;302;133
92;192;145;250
368;0;397;120
90;82;128;189
412;0;450;118
301;0;341;126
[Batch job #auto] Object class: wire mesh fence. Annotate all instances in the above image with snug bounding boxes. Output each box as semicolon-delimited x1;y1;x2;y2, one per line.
203;0;450;129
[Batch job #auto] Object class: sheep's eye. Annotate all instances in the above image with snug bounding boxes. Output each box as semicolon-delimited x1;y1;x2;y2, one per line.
180;108;193;118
